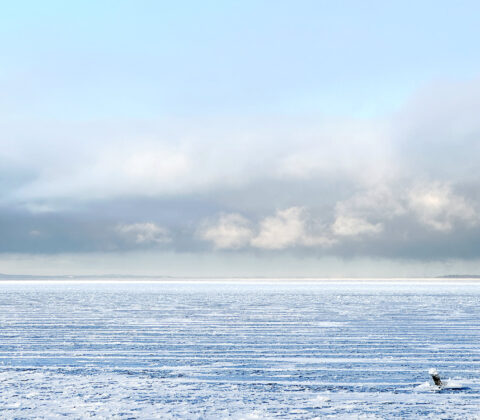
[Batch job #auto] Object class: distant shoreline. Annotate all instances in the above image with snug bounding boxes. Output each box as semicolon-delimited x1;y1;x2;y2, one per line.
1;275;480;283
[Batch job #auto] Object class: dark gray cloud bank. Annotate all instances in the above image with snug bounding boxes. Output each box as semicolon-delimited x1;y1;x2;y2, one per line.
2;79;480;273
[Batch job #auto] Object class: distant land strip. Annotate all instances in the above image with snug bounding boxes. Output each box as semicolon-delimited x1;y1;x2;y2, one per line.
1;274;480;281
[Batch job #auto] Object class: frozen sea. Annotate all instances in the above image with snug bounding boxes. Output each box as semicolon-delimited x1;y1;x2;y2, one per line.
1;280;480;419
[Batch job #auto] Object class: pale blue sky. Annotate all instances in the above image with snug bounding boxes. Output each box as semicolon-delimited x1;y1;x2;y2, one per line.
2;1;479;119
2;1;480;276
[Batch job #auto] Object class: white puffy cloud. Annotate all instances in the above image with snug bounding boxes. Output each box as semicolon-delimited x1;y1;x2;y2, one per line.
330;185;396;238
408;183;478;231
200;207;333;250
251;207;333;249
332;215;383;237
199;214;254;249
330;180;478;235
251;207;306;249
329;180;478;236
115;223;170;244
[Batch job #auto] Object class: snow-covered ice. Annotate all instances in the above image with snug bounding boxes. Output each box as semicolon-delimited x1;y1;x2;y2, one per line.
0;280;479;419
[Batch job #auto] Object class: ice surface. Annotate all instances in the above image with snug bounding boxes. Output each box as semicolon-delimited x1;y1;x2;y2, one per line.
0;280;479;418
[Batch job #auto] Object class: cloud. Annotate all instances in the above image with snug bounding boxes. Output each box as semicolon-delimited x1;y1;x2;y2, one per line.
332;215;383;237
198;213;254;249
200;207;333;250
2;79;478;209
14;144;192;202
250;207;333;249
276;119;393;185
407;183;478;231
0;115;393;205
330;185;399;238
330;179;478;235
198;181;480;252
115;223;170;244
251;207;307;249
3;79;480;265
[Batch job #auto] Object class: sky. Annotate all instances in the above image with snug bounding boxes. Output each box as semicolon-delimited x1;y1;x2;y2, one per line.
2;1;480;277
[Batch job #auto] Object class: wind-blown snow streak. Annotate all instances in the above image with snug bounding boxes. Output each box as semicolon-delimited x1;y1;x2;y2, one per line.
0;281;479;418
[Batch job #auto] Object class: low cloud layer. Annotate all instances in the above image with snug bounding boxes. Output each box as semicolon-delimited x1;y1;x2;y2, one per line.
198;180;479;253
2;79;480;265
